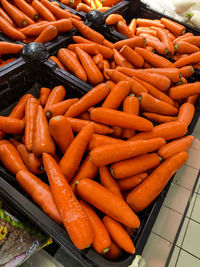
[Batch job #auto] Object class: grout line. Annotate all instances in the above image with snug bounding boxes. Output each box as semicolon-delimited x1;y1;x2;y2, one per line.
163;204;184;216
175;246;200;261
152;231;172;244
175;246;181;267
185;163;199;170
186;193;198;219
172;180;193;192
178;217;190;248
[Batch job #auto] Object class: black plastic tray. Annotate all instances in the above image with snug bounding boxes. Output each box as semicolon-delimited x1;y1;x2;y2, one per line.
0;59;175;267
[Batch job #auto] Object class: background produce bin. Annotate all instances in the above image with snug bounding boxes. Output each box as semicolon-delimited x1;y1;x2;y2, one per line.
0;55;173;267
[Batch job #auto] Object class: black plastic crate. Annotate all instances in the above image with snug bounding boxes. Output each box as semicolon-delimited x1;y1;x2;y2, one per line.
0;60;175;266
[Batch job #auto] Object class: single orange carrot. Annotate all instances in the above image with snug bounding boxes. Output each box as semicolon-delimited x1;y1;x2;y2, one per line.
120;45;144;68
39;87;51;106
174;51;200;68
35;25;58;43
114;36;146;50
0;117;24;134
160;17;186;36
142;112;177;124
32;0;56;21
14;0;38;21
44;85;66;112
0;16;25;40
118;173;148;192
115;20;133;38
169;82;200;100
0;7;14;25
87;134;124;151
177;102;195;127
105;14;125;25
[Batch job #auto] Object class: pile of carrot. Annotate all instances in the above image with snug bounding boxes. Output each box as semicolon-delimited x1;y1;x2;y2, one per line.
0;0;81;43
0;15;198;261
60;0;122;13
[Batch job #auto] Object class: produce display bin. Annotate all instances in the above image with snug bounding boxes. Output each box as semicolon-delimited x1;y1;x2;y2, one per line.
0;58;173;267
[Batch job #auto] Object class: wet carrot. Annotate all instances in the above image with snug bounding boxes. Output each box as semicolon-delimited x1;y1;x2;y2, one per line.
143;68;181;83
128;18;136;35
118;173;148;192
122;94;139;139
169;82;200;100
76;178;140;228
114;36;146;50
32;0;56;21
120;45;144;68
14;0;38;21
160;17;186;36
49;116;74;154
41;0;73;19
100;166;123;199
59;123;93;182
66;83;110;118
80;200;111;255
1;0;27;27
0;140;27;174
175;41;199;54
16;170;62;223
70;155;98;194
58;48;87;82
44;85;66;112
136;18;165;28
25;97;39;152
87;134;124;151
0;16;25;40
0;117;24;134
126;152;188;212
75;47;104;85
90;137;165;166
105;14;124;25
0;7;14;25
32;105;55;157
35;25;58;43
66;117;113;135
177;103;195;127
49;56;67;71
135;47;174;68
142;112;177;124
43;153;94;249
129;121;187;142
39;87;51;106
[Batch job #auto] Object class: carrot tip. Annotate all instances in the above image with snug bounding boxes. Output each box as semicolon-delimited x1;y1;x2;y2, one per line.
22;20;28;27
174;44;178;50
130;94;135;97
158;155;163;162
110;167;114;176
102;247;110;254
137;95;142;102
75;181;79;186
34;14;39;21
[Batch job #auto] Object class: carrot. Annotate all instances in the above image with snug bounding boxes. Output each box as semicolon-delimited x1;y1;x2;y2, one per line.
146;38;169;56
174;51;200;68
175;76;187;85
169;82;200;100
102;216;135;254
32;0;56;21
142;112;177;124
75;47;104;85
158;135;193;160
113;49;133;68
105;69;148;95
110;61;116;69
173;32;194;43
70;155;98;193
175;41;199;54
39;87;51;106
160;17;186;36
25;97;39;152
120;45;144;68
41;0;73;19
66;117;113;135
135;47;174;68
97;7;110;12
68;44;99;55
136;27;157;37
87;134;124;151
104;241;121;260
103;60;110;80
23;13;34;25
57;48;87;82
105;14;124;25
80;200;111;254
14;0;38;21
172;54;188;61
0;140;27;174
136;18;165;28
177;103;195;127
143;68;181;83
16;143;44;174
66;83;110;118
0;16;25;40
1;0;27;27
49;56;67;71
44;85;66;112
102;81;130;109
115;20;133;38
102;0;122;6
35;25;58;43
111;126;122;139
79;111;91;120
138;92;178;116
59;123;93;182
118;173;148;192
99;166;123;199
46;98;79;118
90;107;153;132
117;66;171;91
49;116;74;154
0;42;23;55
111;153;161;179
126;151;188;212
76;178;140;228
187;94;199;105
180;66;194;78
114;36;146;50
180;36;200;47
0;7;14;25
128;18;136;35
76;3;92;12
32;105;55;157
93;53;103;66
129;121;187;142
16;170;62;223
122;94;139;139
0;117;24;134
70;18;104;44
43;153;94;249
90;137;165;166
155;27;174;56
